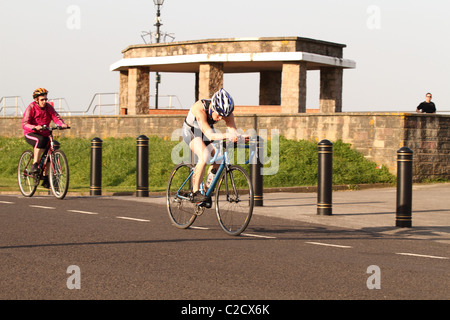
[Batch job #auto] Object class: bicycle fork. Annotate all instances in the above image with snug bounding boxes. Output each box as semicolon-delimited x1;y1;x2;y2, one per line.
224;166;240;203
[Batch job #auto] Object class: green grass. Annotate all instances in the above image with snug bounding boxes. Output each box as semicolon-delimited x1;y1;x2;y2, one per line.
0;136;396;193
258;136;395;187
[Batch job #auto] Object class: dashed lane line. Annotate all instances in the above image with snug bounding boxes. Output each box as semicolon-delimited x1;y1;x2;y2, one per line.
242;233;277;239
190;226;210;230
116;216;150;222
0;201;14;204
67;210;98;215
396;252;449;260
29;205;56;210
306;241;352;249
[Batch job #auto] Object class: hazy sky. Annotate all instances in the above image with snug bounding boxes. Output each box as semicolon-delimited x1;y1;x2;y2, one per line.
1;0;449;113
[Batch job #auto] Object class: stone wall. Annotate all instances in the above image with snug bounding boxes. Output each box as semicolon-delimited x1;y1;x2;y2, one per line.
1;113;448;181
403;115;450;181
122;37;345;59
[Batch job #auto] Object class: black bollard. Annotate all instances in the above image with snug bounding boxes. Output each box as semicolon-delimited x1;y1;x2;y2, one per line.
136;135;149;197
90;137;102;196
317;140;333;215
251;136;264;206
396;147;413;228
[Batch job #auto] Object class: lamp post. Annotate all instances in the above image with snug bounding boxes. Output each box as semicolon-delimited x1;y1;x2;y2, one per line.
153;0;164;109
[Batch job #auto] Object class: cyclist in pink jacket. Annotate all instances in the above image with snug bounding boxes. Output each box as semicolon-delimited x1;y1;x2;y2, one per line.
22;88;69;187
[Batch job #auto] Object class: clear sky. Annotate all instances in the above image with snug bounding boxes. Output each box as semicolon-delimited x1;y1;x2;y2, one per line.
1;0;449;113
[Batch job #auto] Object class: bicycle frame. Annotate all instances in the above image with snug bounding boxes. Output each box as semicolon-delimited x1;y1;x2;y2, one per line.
176;139;256;200
38;131;61;177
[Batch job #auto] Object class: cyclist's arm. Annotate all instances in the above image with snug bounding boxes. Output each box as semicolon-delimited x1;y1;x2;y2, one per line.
22;105;38;131
223;114;241;142
191;101;223;141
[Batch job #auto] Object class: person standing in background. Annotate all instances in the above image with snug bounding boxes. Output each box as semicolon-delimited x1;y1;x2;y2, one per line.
416;93;436;114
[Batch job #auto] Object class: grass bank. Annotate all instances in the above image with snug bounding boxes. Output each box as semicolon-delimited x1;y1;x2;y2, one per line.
0;136;396;193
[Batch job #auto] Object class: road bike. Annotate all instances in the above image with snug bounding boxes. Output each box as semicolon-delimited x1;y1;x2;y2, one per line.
18;125;70;199
167;138;256;236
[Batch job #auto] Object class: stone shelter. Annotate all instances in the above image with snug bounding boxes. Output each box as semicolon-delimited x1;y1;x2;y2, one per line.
110;37;356;114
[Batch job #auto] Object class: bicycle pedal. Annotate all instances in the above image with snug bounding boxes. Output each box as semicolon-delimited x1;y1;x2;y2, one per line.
198;198;212;209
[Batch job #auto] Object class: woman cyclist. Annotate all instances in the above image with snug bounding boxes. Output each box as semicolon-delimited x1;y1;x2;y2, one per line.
182;88;243;202
22;88;69;188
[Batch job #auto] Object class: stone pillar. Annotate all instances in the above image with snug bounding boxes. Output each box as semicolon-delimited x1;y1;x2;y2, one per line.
259;71;281;105
281;62;307;113
119;70;128;113
127;67;150;115
198;63;224;99
320;67;343;113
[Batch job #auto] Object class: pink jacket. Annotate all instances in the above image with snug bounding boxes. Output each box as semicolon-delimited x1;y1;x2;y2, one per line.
22;102;65;137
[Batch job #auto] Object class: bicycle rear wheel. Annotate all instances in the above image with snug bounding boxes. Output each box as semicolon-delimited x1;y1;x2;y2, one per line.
49;150;69;199
166;164;197;229
215;165;254;236
18;150;38;197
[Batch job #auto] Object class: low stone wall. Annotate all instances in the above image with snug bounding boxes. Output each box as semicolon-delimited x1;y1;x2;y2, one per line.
1;113;448;181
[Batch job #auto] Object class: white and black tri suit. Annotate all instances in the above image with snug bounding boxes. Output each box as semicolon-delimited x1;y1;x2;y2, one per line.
182;99;218;146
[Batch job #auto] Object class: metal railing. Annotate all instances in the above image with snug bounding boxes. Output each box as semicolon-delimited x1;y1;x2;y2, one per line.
0;96;26;116
57;93;119;116
90;92;119;115
49;98;71;114
1;94;448;116
150;94;184;109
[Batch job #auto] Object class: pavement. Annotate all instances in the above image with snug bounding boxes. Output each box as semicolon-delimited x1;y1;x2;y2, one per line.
113;183;450;244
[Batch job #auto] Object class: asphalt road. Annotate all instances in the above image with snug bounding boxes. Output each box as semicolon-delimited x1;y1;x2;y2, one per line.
0;194;449;302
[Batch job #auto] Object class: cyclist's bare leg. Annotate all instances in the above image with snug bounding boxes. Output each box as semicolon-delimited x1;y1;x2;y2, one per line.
189;137;215;193
33;148;44;165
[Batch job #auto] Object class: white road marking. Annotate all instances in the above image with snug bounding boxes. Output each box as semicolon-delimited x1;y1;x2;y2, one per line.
242;233;277;239
67;210;98;215
396;252;449;260
306;241;352;249
116;216;150;222
190;226;210;230
29;205;55;210
0;201;14;204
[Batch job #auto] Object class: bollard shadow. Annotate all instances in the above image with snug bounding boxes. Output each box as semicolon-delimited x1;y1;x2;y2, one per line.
361;222;450;241
261;203;316;208
334;201;386;206
335;208;449;216
335;211;396;216
246;224;385;241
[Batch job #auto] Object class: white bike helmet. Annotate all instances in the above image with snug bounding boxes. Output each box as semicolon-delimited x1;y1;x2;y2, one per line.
211;89;234;117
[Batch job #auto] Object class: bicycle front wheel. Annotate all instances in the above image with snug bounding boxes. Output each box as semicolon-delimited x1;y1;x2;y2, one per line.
49;150;69;199
166;164;197;229
215;165;254;236
18;150;37;197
